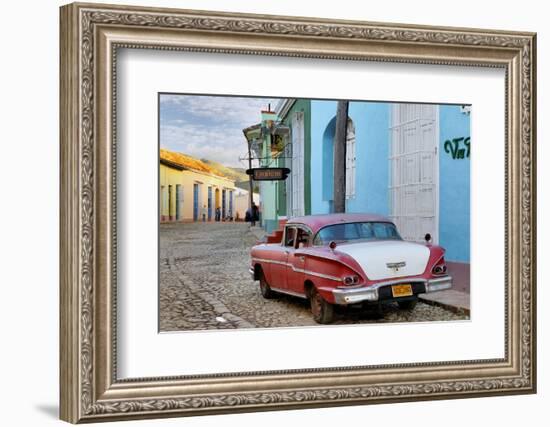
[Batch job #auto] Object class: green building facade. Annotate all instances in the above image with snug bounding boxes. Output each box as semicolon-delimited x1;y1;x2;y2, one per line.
244;100;313;234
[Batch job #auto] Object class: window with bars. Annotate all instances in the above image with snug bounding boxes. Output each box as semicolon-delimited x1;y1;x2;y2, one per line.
291;112;305;217
389;104;438;243
345;118;356;199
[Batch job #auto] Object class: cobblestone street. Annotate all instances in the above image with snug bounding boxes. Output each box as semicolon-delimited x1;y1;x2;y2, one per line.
159;222;469;331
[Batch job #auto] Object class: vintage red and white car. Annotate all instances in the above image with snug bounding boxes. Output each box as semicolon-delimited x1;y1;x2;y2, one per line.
249;213;452;324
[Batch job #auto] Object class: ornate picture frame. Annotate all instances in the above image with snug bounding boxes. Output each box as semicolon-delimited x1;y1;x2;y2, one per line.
60;2;536;423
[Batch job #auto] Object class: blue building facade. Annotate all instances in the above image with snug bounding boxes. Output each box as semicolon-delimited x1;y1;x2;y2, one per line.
438;105;471;263
273;99;470;268
311;100;392;218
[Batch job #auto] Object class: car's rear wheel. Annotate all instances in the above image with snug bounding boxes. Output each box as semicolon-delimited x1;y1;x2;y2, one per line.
259;268;275;299
397;297;418;310
310;287;334;324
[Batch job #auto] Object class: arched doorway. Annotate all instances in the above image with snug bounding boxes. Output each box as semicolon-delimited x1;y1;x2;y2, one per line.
322;117;336;203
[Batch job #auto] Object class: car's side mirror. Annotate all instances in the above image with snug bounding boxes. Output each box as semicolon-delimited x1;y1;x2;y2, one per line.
424;233;432;243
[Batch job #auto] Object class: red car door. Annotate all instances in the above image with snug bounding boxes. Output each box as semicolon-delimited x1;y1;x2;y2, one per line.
267;226;296;290
285;227;310;295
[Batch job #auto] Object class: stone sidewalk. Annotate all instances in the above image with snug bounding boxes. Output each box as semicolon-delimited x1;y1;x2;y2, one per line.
419;290;470;316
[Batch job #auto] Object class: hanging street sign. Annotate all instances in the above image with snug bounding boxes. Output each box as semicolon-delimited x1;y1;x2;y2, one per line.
246;167;290;181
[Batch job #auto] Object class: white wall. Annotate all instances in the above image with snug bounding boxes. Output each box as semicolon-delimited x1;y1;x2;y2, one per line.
0;0;546;426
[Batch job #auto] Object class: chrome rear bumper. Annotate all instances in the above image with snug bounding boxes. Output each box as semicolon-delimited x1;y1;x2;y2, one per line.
332;275;452;305
424;275;453;293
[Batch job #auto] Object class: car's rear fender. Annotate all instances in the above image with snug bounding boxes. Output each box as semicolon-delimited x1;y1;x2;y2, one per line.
304;256;357;282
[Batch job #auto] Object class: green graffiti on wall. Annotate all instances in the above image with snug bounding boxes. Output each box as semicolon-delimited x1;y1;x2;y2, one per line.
444;137;470;159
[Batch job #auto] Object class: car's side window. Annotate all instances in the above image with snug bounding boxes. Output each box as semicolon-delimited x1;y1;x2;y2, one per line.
284;227;296;247
295;228;311;248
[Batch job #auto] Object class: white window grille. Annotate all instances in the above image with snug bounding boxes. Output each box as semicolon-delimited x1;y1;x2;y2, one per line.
389;104;438;243
345;118;356;199
291;112;305;217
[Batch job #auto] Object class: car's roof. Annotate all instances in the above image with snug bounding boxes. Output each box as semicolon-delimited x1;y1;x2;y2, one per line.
286;213;393;234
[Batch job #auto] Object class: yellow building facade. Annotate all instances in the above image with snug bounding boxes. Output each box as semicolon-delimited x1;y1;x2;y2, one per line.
160;150;237;222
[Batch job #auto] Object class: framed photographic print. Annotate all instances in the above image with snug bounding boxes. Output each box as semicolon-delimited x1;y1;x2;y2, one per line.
157;93;470;331
60;2;537;423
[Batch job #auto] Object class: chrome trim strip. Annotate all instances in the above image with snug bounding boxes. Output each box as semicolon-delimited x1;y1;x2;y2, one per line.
269;286;308;299
251;257;342;282
251;258;453;291
301;270;342;282
252;257;288;266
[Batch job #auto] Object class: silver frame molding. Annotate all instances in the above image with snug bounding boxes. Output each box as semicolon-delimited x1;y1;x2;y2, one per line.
60;2;537;423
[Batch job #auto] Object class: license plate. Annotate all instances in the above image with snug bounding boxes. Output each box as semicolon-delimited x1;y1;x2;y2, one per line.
391;284;413;298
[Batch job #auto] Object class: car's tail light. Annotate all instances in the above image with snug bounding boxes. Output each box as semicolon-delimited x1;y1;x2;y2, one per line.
342;275;360;286
431;256;447;275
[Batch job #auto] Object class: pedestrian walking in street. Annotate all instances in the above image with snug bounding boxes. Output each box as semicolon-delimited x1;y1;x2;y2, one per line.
252;202;259;227
215;207;221;222
201;205;207;222
246;202;259;227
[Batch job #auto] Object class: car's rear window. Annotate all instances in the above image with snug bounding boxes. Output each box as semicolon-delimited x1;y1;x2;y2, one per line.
313;222;401;245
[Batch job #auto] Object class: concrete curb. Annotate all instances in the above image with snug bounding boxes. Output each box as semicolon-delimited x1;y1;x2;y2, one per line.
418;292;470;316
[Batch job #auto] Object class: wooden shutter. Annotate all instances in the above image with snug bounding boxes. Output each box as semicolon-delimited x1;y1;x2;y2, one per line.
345;119;356;199
389;104;438;243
